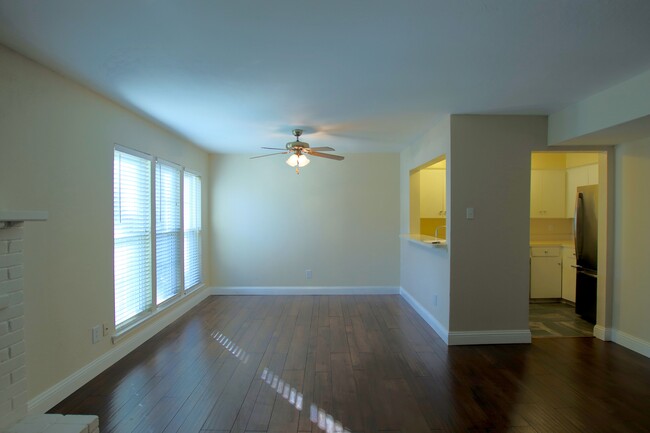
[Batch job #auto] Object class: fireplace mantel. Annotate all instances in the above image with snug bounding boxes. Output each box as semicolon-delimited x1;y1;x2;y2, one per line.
0;210;48;228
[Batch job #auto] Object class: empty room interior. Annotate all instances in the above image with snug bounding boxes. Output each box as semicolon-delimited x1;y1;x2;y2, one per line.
2;2;650;432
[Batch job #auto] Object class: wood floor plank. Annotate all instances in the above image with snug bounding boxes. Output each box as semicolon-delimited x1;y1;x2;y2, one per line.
328;296;343;317
330;352;363;432
266;369;304;433
284;324;309;371
317;296;330;328
310;371;332;433
297;351;317;432
313;326;330;373
328;316;347;354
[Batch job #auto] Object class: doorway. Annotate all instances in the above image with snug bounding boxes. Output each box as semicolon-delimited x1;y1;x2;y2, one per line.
528;151;605;338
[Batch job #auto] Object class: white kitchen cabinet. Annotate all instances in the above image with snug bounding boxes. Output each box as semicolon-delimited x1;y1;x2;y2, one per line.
531;170;566;218
565;164;598;217
562;246;577;303
420;169;446;218
530;247;562;299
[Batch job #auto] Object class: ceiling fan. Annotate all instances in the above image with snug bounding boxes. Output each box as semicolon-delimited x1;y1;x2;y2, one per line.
251;129;344;174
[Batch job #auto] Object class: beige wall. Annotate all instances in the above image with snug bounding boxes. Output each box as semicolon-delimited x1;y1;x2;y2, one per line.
209;153;399;288
613;137;650;345
0;45;210;400
449;115;548;333
400;116;451;331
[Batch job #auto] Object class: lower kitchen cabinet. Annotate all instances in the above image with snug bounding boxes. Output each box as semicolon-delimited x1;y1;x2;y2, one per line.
530;247;562;299
562;246;577;302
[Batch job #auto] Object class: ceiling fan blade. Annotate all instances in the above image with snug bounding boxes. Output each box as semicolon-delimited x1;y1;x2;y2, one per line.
250;152;288;159
309;146;335;152
309;151;344;161
261;147;288;151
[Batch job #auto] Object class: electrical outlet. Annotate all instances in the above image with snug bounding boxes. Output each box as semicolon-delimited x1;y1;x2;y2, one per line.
92;325;101;344
103;323;111;337
305;269;312;280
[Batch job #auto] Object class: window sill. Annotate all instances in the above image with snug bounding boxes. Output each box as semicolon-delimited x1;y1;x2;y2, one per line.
112;283;206;344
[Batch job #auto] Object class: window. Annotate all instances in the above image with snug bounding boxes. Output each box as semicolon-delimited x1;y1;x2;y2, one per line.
114;149;153;327
184;172;202;290
114;147;202;331
155;160;182;304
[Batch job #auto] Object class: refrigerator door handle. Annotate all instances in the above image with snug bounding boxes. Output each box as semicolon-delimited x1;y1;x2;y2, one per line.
577;269;598;278
574;192;584;260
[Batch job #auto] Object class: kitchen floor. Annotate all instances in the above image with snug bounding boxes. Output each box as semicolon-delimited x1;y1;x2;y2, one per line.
529;302;594;338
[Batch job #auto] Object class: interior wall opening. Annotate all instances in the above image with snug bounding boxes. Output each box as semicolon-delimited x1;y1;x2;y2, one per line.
409;155;447;240
529;151;604;338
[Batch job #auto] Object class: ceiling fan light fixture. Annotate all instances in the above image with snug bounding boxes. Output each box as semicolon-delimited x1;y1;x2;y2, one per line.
297;154;310;167
286;154;299;167
252;129;343;174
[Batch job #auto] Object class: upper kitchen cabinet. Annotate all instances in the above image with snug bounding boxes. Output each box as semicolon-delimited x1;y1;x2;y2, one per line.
565;163;599;217
420;168;446;218
530;170;566;218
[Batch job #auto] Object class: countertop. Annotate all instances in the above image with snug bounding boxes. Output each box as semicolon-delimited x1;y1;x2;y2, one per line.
530;240;574;248
400;233;447;248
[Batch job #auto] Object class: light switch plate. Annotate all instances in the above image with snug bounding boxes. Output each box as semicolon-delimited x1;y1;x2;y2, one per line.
92;325;101;344
466;207;475;219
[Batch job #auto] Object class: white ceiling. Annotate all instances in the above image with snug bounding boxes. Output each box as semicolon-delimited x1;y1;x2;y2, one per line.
1;1;650;154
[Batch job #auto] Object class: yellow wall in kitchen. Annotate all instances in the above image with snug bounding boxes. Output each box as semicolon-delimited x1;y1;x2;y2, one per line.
420;218;446;238
531;152;566;169
529;218;573;242
566;153;599;168
531;152;599;169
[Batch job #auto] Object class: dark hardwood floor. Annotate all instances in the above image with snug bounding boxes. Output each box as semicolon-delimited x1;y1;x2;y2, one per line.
50;295;650;432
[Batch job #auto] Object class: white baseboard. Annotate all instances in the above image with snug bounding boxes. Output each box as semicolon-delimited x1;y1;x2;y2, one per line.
27;287;211;414
212;286;400;296
447;329;531;346
593;324;612;341
611;329;650;359
398;287;449;344
398;287;531;346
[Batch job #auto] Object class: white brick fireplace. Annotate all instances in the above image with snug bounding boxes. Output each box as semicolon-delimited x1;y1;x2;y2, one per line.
0;211;100;433
0;213;44;429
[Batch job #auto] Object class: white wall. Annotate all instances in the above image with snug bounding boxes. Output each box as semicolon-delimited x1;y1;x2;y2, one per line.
548;68;650;145
612;137;650;354
399;116;451;333
448;116;548;339
209;153;399;289
0;45;210;404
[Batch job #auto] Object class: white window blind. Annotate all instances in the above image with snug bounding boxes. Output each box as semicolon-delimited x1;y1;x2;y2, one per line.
184;172;202;290
155;160;182;305
114;149;153;328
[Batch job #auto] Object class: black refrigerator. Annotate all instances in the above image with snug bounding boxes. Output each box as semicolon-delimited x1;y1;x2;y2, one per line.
574;185;598;323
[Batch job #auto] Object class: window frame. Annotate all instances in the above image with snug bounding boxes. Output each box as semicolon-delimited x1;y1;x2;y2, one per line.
183;170;202;293
113;145;155;330
113;145;203;337
154;158;184;307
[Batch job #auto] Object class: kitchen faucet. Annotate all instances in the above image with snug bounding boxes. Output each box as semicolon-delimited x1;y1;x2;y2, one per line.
434;225;446;239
